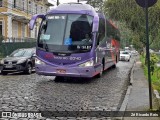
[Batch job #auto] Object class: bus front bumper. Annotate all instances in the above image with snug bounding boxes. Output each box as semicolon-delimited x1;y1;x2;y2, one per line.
35;64;101;78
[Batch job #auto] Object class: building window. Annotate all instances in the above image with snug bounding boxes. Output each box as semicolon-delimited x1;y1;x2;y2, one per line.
37;5;41;14
0;21;3;36
28;1;31;14
35;4;37;14
14;0;16;8
22;0;24;10
12;21;18;41
0;0;3;7
21;23;25;41
41;6;43;13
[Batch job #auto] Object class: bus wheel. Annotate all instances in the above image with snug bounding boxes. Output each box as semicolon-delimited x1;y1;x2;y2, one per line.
112;64;116;68
112;56;117;68
54;76;63;82
96;65;103;78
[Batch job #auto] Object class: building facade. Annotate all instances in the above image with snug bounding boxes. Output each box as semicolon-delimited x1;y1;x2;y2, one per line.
0;0;51;42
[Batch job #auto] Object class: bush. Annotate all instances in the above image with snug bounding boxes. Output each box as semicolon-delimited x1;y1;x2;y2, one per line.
150;53;159;75
140;54;160;93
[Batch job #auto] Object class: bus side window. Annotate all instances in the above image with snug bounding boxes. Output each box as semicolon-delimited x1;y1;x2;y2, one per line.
97;18;105;45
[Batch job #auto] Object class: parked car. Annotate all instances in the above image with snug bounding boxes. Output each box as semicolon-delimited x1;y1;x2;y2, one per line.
120;51;131;62
0;48;36;75
125;50;132;56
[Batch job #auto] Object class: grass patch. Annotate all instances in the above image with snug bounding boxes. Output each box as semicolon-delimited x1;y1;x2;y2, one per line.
140;55;160;93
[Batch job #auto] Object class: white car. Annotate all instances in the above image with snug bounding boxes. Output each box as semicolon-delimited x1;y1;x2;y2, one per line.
120;51;131;62
125;50;132;56
131;50;138;56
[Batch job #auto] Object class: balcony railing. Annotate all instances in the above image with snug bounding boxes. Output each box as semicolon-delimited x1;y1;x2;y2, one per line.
0;1;48;15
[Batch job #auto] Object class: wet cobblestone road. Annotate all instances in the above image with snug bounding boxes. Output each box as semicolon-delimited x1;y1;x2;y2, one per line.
0;59;134;120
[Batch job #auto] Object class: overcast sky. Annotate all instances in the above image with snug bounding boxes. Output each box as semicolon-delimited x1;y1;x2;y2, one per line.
48;0;87;6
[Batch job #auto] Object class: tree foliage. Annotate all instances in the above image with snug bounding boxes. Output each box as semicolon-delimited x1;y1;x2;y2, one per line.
87;0;104;11
103;0;160;50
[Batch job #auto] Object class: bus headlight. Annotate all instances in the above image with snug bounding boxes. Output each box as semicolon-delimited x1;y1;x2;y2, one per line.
79;60;94;67
35;58;46;65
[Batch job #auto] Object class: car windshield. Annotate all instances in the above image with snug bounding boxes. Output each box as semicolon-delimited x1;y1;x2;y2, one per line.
122;51;129;54
38;14;93;53
10;49;34;57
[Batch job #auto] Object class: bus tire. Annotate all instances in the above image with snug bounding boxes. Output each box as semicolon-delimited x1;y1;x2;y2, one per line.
112;56;117;68
96;60;104;78
96;66;103;78
54;76;63;82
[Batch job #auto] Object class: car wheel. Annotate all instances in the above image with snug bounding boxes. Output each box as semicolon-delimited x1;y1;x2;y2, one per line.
1;71;8;75
25;64;32;74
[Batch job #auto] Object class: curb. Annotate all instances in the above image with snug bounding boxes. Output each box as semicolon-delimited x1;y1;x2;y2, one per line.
115;59;136;120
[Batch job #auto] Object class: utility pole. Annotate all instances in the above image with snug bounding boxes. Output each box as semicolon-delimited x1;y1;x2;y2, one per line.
135;0;157;110
78;0;79;2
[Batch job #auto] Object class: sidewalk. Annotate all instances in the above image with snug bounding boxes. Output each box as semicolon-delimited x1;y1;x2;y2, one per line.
123;56;160;120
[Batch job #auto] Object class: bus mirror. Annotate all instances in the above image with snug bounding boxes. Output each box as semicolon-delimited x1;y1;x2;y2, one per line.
29;14;45;30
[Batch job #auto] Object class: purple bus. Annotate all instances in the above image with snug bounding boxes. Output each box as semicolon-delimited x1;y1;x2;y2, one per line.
29;3;120;79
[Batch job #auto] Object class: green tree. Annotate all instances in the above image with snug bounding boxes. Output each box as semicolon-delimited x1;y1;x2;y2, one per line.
103;0;160;64
103;0;160;49
87;0;104;11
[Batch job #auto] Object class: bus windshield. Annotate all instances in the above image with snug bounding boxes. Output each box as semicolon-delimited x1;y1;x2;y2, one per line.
38;14;93;53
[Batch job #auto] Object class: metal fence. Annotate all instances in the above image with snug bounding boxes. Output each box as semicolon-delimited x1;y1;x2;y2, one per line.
0;37;36;43
0;37;36;58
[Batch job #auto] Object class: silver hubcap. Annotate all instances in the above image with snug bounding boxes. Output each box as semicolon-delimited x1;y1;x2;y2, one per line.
28;65;32;73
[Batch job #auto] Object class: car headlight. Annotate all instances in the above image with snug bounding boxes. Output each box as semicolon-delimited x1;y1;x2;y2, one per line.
17;59;26;64
79;60;94;67
35;58;45;65
0;59;4;64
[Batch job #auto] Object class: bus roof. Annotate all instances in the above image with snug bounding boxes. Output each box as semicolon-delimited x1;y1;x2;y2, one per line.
48;3;97;16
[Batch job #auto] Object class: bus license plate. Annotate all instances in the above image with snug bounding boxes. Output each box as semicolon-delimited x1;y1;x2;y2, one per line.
56;69;66;73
